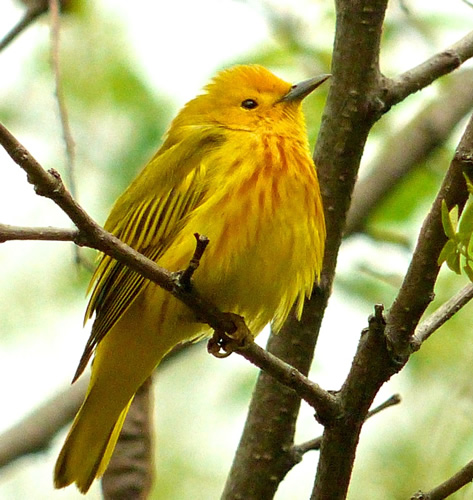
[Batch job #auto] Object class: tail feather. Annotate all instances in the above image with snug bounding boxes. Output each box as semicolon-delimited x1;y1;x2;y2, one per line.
54;288;203;492
54;396;133;494
96;398;133;479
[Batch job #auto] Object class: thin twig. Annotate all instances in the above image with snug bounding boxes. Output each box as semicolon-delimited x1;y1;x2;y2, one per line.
293;394;401;456
347;69;473;235
411;283;473;350
48;0;83;270
0;223;78;243
48;0;77;207
221;338;339;420
382;30;473;113
411;458;473;500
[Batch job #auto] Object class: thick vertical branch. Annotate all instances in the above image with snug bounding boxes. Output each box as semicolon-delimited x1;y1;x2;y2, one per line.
312;114;473;500
386;115;473;358
221;298;328;499
308;1;390;497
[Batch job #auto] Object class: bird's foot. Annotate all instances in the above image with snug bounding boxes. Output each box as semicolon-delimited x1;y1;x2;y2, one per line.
207;313;253;358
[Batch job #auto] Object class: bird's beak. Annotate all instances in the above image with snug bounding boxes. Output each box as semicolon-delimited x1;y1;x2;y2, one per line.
280;74;331;102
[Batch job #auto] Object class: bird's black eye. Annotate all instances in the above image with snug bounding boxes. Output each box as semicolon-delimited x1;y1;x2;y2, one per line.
241;99;258;110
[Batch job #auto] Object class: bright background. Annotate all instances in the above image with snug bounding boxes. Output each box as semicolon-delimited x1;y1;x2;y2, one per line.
1;0;473;498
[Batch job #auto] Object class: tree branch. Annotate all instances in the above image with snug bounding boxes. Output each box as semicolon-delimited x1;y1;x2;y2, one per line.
0;375;89;469
221;305;332;500
346;68;473;236
292;393;401;457
312;113;473;500
220;338;339;420
412;458;473;500
411;283;473;350
49;0;77;199
386;113;473;360
101;377;154;500
0;121;234;335
0;342;200;471
3;10;473;497
223;0;400;496
381;30;473;112
0;223;78;242
0;0;49;52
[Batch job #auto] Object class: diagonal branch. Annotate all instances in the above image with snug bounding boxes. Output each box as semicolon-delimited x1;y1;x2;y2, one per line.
386;113;473;360
411;458;473;500
381;30;473;113
411;283;473;350
0;122;337;421
346;68;473;236
0;121;234;334
222;339;339;419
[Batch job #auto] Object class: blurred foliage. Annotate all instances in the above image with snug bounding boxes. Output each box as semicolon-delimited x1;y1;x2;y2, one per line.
2;0;473;499
53;1;172;206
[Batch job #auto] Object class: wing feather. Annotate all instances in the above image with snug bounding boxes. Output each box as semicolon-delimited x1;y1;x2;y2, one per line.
74;129;225;380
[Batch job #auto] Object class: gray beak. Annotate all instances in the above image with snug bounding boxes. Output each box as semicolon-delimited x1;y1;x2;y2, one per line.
280;74;331;102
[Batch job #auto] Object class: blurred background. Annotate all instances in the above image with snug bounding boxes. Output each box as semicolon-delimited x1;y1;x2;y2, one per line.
1;0;473;498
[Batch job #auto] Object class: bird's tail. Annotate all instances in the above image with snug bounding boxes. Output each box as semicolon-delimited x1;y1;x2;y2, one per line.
54;390;133;494
54;288;205;493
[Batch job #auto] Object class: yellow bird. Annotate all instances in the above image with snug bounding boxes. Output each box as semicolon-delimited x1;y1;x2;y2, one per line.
54;64;328;493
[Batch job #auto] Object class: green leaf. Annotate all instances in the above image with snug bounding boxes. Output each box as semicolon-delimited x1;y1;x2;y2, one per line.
467;231;473;255
464;263;473;282
438;239;459;267
463;173;473;195
458;195;473;237
441;199;458;240
446;244;461;274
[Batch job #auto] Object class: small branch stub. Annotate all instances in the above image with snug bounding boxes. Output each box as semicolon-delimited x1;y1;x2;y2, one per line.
173;233;210;290
292;393;401;457
371;304;386;329
367;303;387;341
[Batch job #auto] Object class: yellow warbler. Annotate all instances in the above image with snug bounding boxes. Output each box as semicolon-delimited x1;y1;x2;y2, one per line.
54;64;328;493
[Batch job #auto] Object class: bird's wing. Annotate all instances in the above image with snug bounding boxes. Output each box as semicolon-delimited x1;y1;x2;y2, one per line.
73;129;224;381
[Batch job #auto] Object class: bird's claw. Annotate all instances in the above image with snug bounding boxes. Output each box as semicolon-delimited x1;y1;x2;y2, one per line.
207;313;253;358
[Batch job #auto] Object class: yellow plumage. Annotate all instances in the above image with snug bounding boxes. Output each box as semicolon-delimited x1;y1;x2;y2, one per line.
54;64;327;493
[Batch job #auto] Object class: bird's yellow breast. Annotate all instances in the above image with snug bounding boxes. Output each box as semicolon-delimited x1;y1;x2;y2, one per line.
157;130;325;335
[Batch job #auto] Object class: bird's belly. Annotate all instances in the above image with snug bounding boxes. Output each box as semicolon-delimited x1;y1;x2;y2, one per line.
191;204;318;335
158;160;323;336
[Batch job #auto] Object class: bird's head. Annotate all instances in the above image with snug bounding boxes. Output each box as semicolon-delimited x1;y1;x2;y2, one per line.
170;65;330;137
